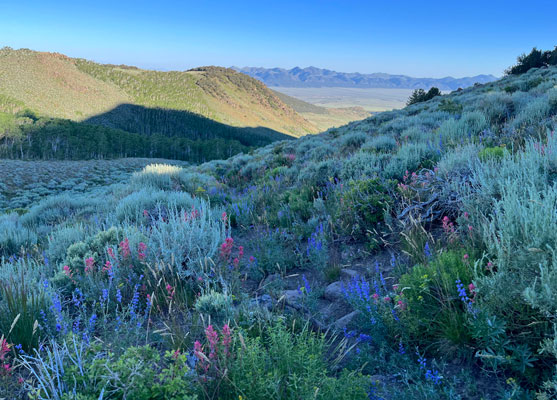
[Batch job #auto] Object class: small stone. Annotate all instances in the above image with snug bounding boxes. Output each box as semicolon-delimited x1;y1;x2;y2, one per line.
340;269;359;281
323;281;344;301
334;310;361;330
282;289;302;305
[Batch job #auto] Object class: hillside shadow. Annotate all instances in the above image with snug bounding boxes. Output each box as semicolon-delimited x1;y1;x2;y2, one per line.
83;103;292;147
0;104;294;162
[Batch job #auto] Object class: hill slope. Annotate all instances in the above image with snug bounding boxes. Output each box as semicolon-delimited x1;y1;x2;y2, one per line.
0;47;318;137
271;89;371;130
1;62;556;399
233;66;498;90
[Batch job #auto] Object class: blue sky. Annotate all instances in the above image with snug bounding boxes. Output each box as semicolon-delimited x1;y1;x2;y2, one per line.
0;0;555;78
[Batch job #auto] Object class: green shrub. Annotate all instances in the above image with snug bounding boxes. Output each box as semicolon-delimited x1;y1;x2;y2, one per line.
334;178;392;244
478;146;507;161
220;322;370;400
398;250;476;354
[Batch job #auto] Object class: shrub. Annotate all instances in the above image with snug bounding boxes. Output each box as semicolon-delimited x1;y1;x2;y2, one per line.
362;134;398;153
194;290;234;321
115;188;195;223
0;213;37;257
21;336;197;400
147;201;226;278
398;250;476;353
334;178;392;243
218;322;370;400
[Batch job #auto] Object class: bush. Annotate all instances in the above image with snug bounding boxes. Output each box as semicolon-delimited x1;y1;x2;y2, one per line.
398;250;476;353
220;322;370;400
147;201;226;278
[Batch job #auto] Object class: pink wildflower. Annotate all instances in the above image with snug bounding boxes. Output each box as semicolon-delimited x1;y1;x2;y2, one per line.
143;209;149;217
372;293;379;301
205;325;219;359
397;300;406;311
63;265;72;278
221;212;228;223
84;257;94;274
383;296;391;302
468;283;476;292
222;324;232;355
463;254;469;261
0;338;10;361
119;238;130;259
166;284;175;299
138;242;147;260
102;261;112;273
107;247;115;259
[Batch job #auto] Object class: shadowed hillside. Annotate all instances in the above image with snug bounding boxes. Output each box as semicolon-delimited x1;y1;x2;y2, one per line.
0;103;291;161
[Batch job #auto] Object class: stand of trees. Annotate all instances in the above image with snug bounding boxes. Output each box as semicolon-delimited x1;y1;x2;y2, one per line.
505;46;557;75
0;113;253;162
406;87;441;105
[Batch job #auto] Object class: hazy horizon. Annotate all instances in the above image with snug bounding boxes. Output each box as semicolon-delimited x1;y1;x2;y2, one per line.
1;0;556;78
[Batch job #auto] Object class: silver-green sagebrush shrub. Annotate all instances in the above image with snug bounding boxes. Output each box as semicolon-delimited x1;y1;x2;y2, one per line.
115;188;194;223
147;201;226;278
0;213;38;256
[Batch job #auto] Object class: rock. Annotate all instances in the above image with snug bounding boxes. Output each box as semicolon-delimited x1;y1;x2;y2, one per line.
340;269;359;281
334;310;361;330
323;281;345;301
281;289;302;305
262;273;280;286
250;294;273;310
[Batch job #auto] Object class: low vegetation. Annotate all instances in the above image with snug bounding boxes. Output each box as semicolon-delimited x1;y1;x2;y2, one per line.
0;52;556;399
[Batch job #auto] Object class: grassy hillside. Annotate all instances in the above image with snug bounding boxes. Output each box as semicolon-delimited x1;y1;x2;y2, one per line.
272;89;371;130
1;61;556;399
0;47;318;139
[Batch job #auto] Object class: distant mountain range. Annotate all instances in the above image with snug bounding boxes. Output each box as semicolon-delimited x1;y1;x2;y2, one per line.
232;66;498;91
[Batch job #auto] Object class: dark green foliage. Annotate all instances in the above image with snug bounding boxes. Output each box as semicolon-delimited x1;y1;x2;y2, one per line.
0;110;266;162
505;46;557;75
334;178;393;242
219;323;370;400
398;250;476;353
407;87;441;106
438;98;463;114
0;270;47;351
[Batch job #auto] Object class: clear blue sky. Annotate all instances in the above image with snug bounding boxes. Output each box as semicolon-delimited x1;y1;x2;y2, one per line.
0;0;555;78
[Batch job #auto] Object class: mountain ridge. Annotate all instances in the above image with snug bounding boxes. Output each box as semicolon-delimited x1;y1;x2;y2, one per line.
0;47;318;137
232;65;498;90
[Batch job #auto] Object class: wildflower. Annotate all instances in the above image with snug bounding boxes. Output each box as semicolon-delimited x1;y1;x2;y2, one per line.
107;247;115;259
85;257;94;273
397;300;406;311
221;211;228;222
166;284;175;299
233;257;240;268
0;338;10;361
222;324;232;355
119;238;130;258
63;265;72;277
398;340;406;355
102;261;112;273
424;241;432;259
372;293;379;301
138;242;147;260
116;288;122;303
143;209;149;217
463;212;469;219
463;254;469;261
205;325;219;359
383;296;391;302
